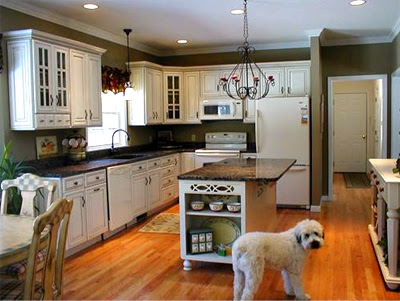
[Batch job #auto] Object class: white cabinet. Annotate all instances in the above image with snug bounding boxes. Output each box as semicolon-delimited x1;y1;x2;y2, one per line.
181;152;196;174
200;70;223;98
261;68;285;98
148;169;162;209
164;72;184;124
243;99;256;123
184;72;201;124
70;50;102;127
4;29;105;130
131;172;148;217
285;66;310;97
63;170;108;249
128;67;163;125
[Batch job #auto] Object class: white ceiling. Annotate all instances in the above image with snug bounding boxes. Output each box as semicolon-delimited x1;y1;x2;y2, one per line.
2;0;400;56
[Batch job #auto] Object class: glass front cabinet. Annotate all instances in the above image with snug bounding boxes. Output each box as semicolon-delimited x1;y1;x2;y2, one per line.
164;72;184;124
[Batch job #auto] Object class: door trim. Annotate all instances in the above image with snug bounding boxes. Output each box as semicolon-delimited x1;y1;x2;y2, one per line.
327;74;388;200
391;67;400;158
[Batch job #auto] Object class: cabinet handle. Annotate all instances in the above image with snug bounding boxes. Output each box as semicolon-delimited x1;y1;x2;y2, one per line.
379;187;384;192
50;95;54;106
375;180;380;185
145;177;148;185
168;193;172;196
175;158;178;165
81;196;86;207
139;166;142;170
57;119;62;123
166;112;168;119
56;95;61;106
287;87;291;94
94;188;100;192
90;110;93;120
40;120;45;123
281;87;284;94
156;112;158;119
217;84;220;92
149;176;152;184
196;112;199;118
96;176;100;180
73;181;78;186
245;110;248;118
85;109;88;120
49;119;54;123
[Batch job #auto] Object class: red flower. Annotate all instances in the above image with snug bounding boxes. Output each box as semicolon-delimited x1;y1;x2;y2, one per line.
268;75;274;81
220;76;228;82
231;75;238;79
253;76;259;81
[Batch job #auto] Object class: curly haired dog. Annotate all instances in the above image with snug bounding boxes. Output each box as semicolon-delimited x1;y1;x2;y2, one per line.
232;219;324;300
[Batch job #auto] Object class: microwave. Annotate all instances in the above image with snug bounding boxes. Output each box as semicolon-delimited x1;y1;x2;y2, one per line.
199;99;243;120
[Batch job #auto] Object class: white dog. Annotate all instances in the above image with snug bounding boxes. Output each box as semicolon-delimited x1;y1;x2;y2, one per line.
232;219;324;300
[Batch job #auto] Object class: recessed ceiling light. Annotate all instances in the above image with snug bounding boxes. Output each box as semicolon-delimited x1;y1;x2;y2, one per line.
177;39;188;44
349;0;366;6
231;8;245;15
83;3;99;10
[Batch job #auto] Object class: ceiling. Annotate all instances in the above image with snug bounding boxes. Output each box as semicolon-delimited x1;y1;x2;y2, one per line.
2;0;400;56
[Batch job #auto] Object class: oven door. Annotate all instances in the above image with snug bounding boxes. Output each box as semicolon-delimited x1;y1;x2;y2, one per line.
194;152;240;168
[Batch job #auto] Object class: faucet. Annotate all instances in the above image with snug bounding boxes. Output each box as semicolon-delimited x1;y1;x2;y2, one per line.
111;129;130;154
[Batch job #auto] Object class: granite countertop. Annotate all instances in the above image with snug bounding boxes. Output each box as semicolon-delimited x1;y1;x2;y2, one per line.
178;158;296;182
34;148;196;178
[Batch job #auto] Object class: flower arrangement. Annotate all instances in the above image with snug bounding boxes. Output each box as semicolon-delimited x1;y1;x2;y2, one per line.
101;65;130;94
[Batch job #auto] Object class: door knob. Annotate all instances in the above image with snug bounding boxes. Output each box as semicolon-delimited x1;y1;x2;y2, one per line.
362;135;366;139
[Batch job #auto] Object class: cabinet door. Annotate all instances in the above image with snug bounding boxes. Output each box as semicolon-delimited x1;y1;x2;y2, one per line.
65;190;87;249
86;183;108;239
184;72;200;124
128;68;146;126
262;68;285;98
87;54;102;126
34;41;54;113
181;153;196;174
53;45;70;113
145;69;155;124
164;72;184;124
70;49;88;126
243;99;255;123
148;170;161;210
286;67;310;97
152;70;163;123
200;71;222;97
131;173;148;218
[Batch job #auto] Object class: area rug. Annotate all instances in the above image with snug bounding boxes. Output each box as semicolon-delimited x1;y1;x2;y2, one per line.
343;173;370;188
139;213;180;234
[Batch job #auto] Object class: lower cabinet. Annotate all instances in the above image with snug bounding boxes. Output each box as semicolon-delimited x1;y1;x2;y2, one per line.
147;169;162;210
65;190;87;248
85;184;108;238
131;172;148;217
181;152;196;173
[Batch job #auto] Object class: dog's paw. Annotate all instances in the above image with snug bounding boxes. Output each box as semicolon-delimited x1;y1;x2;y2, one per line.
295;294;310;300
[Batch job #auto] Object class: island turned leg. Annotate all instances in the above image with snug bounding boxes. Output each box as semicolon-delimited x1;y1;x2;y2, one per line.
386;208;399;279
183;260;192;271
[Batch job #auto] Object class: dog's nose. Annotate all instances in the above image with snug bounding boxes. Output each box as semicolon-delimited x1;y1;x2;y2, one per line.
311;241;320;249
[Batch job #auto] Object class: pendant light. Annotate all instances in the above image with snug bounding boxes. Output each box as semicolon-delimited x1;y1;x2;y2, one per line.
123;28;135;101
219;0;275;100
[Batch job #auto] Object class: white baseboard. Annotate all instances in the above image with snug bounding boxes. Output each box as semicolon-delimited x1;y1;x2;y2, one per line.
310;205;321;212
321;195;330;202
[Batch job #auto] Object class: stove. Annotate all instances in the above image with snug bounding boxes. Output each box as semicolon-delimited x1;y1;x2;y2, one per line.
194;132;247;168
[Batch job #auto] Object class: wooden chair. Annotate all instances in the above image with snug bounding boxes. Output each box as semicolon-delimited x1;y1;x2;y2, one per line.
0;198;73;300
0;173;56;279
1;173;56;217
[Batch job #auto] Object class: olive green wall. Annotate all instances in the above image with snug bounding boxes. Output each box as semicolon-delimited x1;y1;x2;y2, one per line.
393;31;400;71
321;42;393;194
0;6;159;160
310;37;323;206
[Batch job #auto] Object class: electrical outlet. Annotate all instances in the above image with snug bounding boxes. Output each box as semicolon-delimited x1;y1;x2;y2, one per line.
149;136;153;143
191;134;196;142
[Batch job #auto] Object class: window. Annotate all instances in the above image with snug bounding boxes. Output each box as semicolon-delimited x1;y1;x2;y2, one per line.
87;92;127;151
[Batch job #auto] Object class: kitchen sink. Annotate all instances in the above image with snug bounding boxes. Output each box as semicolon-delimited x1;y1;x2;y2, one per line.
109;153;151;160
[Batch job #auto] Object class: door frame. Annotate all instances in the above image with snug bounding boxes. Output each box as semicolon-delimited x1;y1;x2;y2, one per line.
327;74;388;200
392;67;400;158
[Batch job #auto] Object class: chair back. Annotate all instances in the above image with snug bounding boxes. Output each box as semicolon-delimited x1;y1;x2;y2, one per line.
0;173;56;216
23;198;73;300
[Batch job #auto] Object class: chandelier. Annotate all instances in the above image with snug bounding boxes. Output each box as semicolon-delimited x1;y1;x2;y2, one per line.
219;0;274;100
123;28;135;101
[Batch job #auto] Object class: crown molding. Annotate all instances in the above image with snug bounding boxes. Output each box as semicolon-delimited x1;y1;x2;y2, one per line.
0;0;163;56
322;35;393;47
390;15;400;41
306;29;325;38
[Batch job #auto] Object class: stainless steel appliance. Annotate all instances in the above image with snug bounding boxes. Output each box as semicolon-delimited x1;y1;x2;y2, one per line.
199;99;243;120
195;132;247;168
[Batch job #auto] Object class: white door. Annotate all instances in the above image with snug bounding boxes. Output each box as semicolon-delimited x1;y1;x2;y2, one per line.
131;173;148;218
152;69;163;124
181;153;196;173
66;190;87;249
392;73;400;158
148;170;161;209
53;45;70;113
86;54;102;126
286;67;310;97
85;183;108;239
70;49;87;126
184;72;200;123
145;69;155;124
34;41;54;113
334;93;367;172
200;71;221;97
262;67;285;97
164;72;183;124
277;166;310;206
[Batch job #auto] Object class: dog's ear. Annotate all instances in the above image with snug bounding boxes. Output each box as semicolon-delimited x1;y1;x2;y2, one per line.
296;233;302;244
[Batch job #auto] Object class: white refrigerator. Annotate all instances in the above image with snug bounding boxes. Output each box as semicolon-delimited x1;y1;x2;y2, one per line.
256;97;310;207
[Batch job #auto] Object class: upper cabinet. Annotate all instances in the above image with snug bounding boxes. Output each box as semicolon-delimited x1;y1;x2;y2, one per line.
4;29;106;130
184;71;201;124
164;72;184;124
128;66;163;125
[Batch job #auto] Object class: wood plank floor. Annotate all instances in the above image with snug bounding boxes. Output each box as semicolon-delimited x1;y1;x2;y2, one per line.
63;174;400;299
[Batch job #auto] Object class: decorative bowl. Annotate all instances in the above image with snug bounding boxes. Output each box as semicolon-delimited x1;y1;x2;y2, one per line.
191;201;204;211
227;202;241;213
209;201;224;212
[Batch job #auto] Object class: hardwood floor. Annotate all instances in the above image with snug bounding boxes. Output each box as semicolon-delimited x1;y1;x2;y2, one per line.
63;174;400;299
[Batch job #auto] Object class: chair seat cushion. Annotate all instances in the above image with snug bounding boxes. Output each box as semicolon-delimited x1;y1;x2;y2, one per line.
0;249;47;277
0;278;43;300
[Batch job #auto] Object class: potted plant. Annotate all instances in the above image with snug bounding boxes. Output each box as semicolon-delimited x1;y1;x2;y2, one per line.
0;141;34;214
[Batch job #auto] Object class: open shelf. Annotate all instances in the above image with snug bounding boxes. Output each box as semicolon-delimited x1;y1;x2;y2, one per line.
186;209;241;218
183;252;232;264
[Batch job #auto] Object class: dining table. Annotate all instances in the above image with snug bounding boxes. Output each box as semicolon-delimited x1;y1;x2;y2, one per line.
0;214;47;268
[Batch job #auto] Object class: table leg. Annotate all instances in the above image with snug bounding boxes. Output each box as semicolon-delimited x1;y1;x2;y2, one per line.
183;260;192;271
387;208;399;277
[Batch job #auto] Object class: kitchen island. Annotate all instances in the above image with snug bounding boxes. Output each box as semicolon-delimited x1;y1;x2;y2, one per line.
177;158;295;270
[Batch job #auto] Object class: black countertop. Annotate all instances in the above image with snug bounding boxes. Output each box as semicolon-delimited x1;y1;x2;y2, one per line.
177;158;296;183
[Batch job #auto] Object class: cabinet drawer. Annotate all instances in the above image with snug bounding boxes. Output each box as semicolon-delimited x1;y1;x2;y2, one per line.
55;115;65;128
161;185;176;202
35;114;47;128
45;114;55;128
161;166;175;178
161;156;174;166
148;158;161;170
63;175;85;193
162;175;176;188
85;170;106;187
131;161;147;174
63;114;71;127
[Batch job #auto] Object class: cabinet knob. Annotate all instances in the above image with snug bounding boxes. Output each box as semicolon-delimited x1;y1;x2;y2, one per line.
281;87;284;94
74;181;78;185
375;180;380;185
139;166;142;169
379;187;384;192
96;176;100;180
372;174;377;179
287;87;291;94
85;110;88;120
370;170;374;175
94;188;100;192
